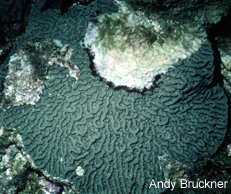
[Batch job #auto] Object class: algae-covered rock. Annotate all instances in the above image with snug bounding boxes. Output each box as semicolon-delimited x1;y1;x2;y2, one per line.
216;35;231;101
0;127;29;193
1;39;79;110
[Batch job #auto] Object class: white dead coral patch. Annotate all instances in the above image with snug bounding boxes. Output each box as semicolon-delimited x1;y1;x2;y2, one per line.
82;0;208;91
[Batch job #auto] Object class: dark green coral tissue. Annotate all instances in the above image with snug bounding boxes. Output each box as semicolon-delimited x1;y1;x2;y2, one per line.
0;0;228;193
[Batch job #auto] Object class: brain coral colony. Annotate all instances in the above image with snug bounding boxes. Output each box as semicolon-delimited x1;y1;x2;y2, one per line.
0;0;229;193
82;0;208;91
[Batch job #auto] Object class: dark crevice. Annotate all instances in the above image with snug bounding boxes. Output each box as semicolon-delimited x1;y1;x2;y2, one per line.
206;10;231;38
206;12;231;90
206;37;224;89
205;7;231;88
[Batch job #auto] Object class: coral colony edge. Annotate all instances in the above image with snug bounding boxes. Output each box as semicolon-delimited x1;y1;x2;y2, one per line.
0;0;228;193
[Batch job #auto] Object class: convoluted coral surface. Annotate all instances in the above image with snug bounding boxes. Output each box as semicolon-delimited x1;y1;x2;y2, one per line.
1;43;228;193
0;0;228;193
